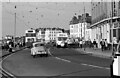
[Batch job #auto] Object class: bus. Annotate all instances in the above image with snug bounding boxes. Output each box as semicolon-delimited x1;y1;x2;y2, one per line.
56;33;68;48
25;28;36;48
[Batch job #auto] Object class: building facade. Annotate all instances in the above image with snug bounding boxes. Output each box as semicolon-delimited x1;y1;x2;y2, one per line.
36;28;64;43
91;0;120;48
69;13;92;41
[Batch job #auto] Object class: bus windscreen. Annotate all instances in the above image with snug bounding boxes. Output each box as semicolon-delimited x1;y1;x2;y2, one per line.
58;37;67;41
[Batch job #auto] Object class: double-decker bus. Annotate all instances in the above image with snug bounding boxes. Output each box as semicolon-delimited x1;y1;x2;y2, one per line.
56;33;68;48
25;28;36;48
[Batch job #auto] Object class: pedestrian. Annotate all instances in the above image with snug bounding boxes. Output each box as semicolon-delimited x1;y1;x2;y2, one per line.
93;39;97;50
100;39;105;51
105;39;108;50
89;40;92;48
117;38;120;53
9;44;12;53
9;40;13;53
79;40;82;48
113;38;117;52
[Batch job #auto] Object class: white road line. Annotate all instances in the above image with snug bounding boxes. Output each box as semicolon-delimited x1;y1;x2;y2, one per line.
48;48;110;70
48;48;53;56
48;48;71;63
55;57;71;63
81;63;110;70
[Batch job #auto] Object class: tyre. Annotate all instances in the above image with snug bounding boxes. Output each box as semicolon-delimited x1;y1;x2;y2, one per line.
56;45;59;48
33;55;35;58
45;54;48;57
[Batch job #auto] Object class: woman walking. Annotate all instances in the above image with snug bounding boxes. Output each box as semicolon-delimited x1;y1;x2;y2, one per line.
117;39;120;53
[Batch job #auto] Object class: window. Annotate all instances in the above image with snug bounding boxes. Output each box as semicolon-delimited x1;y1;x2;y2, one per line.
41;31;45;34
71;26;73;28
26;33;36;37
70;30;73;33
28;30;33;32
58;37;67;41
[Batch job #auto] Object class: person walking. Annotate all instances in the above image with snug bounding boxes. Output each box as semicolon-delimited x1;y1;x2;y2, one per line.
93;39;97;50
9;43;12;53
105;39;108;50
8;40;13;53
100;39;105;51
89;40;92;48
113;38;118;52
79;40;82;48
117;39;120;53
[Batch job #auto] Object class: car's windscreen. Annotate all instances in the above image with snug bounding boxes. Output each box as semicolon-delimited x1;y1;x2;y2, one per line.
35;44;44;47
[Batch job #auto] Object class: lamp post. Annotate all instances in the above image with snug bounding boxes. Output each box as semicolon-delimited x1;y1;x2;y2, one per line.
83;2;86;51
111;1;113;54
14;5;16;47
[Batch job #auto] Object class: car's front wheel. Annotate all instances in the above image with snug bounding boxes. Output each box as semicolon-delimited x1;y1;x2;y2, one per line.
33;55;35;58
45;54;48;57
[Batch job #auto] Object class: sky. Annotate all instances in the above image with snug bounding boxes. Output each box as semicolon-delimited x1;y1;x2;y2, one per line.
1;0;92;38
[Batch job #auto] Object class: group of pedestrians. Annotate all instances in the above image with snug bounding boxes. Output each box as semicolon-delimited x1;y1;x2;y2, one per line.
78;39;111;51
2;40;14;52
2;40;25;53
100;39;109;51
92;38;120;52
79;39;93;49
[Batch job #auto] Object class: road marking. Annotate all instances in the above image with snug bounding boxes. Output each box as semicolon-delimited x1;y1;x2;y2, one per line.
48;48;110;70
48;48;71;63
81;63;110;70
55;57;71;63
48;48;53;56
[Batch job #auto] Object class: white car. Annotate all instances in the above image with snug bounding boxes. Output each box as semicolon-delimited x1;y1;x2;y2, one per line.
31;42;48;58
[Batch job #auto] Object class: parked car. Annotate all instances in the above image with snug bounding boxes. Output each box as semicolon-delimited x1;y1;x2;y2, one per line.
31;42;48;58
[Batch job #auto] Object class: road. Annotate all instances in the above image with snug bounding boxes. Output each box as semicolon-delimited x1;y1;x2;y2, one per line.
2;46;112;77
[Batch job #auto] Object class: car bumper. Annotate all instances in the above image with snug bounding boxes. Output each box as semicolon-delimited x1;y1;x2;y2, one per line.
36;51;47;54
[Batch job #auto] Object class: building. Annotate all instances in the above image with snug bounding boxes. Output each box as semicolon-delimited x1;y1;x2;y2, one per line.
91;0;120;48
36;28;64;43
69;13;92;41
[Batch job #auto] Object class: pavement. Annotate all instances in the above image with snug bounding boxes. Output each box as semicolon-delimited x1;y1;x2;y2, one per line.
0;47;25;58
75;47;113;59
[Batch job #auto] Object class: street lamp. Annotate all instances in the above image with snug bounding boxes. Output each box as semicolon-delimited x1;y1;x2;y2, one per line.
110;1;114;55
14;5;16;47
83;2;86;51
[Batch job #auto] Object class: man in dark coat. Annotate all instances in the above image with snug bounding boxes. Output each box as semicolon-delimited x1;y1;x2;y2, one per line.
100;39;105;51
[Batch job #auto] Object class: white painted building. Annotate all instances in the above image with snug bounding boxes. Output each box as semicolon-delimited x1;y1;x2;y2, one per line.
36;28;63;43
70;22;91;41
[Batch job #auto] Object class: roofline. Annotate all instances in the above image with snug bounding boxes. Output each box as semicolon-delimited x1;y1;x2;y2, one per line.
90;16;120;28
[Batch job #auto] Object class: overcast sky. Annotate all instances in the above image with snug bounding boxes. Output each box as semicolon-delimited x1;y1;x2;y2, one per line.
1;0;91;38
